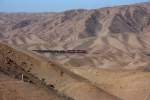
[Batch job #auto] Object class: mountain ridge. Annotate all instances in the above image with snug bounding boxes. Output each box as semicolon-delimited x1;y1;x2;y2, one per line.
0;2;150;69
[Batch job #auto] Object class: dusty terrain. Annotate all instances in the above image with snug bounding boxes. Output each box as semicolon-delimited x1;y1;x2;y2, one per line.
0;3;150;69
0;42;119;100
71;68;150;100
0;2;150;100
0;73;62;100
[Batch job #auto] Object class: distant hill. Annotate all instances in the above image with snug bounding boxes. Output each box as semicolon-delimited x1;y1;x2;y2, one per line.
0;2;150;70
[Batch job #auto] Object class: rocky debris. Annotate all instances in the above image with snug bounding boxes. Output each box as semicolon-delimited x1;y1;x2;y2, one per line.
109;6;150;33
61;9;85;22
12;20;32;30
80;11;102;38
0;32;4;38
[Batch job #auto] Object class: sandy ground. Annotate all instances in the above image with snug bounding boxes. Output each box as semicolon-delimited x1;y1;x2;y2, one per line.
71;67;150;100
0;72;63;100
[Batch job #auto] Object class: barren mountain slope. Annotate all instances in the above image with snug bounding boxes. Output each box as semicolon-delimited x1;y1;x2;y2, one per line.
1;40;150;100
0;3;150;100
71;67;150;100
0;3;150;69
0;42;119;100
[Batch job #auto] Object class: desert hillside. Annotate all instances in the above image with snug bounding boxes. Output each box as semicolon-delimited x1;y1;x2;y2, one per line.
0;3;150;69
0;39;150;100
0;42;120;100
0;2;150;100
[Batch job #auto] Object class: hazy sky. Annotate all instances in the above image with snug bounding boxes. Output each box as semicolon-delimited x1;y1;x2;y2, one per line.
0;0;150;12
